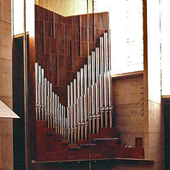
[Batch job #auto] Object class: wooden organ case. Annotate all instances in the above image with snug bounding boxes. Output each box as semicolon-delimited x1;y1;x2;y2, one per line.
29;5;144;163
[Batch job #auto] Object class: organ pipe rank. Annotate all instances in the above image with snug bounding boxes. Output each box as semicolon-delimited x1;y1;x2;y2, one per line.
35;32;113;144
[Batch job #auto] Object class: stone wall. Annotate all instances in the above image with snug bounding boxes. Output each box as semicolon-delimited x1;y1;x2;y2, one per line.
0;0;13;169
36;0;93;16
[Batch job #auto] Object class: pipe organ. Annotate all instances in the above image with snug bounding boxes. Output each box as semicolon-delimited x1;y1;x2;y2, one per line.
32;5;144;162
66;32;113;144
35;32;113;143
35;62;67;138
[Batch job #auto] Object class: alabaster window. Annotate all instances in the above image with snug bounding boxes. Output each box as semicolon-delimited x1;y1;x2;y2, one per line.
13;0;32;35
161;0;170;95
94;0;143;75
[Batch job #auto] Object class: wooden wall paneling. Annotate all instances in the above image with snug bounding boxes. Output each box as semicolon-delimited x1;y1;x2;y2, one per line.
65;24;72;41
103;12;109;29
72;56;80;72
71;16;80;41
57;70;67;87
49;21;53;37
89;14;95;55
36;52;42;66
94;29;107;48
94;13;101;28
94;29;99;46
48;10;53;22
43;54;50;80
41;6;46;21
72;16;80;26
67;71;77;85
55;23;65;40
41;7;46;21
80;41;87;57
84;26;88;42
65;55;72;71
43;8;52;21
64;16;72;25
54;13;64;24
100;13;105;29
51;38;57;54
35;5;42;20
35;20;43;37
43;54;48;79
56;39;64;55
40;53;45;69
89;42;95;53
49;37;53;54
44;21;52;37
49;54;57;85
80;15;87;27
44;37;51;54
35;5;39;20
89;13;94;28
52;13;55;38
89;27;94;43
80;26;86;42
71;40;80;57
94;12;109;30
79;56;87;69
57;55;66;70
53;86;67;106
64;40;71;56
42;21;45;53
36;36;43;54
71;25;79;41
79;16;81;57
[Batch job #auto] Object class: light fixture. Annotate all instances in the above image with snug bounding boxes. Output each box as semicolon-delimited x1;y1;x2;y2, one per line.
0;100;19;118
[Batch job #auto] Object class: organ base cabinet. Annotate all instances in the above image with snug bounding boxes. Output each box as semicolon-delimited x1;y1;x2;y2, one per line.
35;121;144;161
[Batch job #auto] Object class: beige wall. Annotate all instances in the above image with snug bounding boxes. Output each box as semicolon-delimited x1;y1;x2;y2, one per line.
112;73;164;170
113;75;145;147
145;0;165;169
0;0;13;170
36;0;93;16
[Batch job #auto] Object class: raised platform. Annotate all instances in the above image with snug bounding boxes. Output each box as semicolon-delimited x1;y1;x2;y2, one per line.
35;121;144;161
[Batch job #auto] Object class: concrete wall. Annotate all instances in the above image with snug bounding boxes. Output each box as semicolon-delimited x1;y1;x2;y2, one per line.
0;0;13;170
113;75;145;147
112;73;165;170
36;0;93;16
146;0;165;169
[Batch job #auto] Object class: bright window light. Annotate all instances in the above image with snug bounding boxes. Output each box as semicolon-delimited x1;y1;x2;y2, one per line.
14;0;31;35
161;0;170;95
94;0;143;75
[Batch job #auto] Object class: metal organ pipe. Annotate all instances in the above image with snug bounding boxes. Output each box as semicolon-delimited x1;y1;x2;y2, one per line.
35;31;113;144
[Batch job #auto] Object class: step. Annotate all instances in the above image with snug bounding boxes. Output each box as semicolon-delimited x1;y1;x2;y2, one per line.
69;144;81;150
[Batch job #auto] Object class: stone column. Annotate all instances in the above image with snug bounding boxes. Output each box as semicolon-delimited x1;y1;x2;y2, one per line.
0;0;13;169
